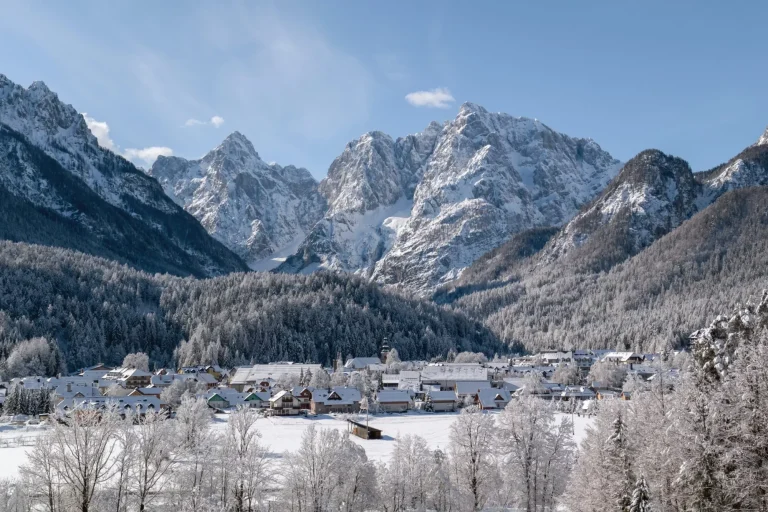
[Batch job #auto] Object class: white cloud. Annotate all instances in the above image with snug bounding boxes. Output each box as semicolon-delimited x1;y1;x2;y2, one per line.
82;113;117;152
184;118;205;127
210;115;225;128
405;87;455;108
123;146;173;167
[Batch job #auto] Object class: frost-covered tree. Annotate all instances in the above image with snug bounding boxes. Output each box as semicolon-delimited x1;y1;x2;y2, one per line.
330;370;348;387
3;337;62;379
223;407;271;511
449;406;496;511
129;412;180;511
309;368;331;389
385;348;401;365
551;364;581;386
587;360;628;388
564;401;634;512
497;395;575;510
122;352;149;372
381;434;432;511
629;476;652;512
453;351;488;364
159;378;207;406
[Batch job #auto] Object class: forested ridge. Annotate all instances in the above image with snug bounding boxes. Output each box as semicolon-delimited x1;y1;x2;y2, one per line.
446;186;768;353
0;241;501;372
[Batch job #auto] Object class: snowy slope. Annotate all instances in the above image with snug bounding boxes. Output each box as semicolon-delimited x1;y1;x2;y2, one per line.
280;103;620;295
0;75;246;277
540;149;701;272
149;132;325;269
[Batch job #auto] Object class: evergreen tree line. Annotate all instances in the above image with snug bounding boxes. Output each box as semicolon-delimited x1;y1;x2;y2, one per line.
0;241;501;373
2;386;53;416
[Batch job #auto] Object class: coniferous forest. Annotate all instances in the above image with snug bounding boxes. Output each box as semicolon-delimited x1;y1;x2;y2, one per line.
0;241;501;372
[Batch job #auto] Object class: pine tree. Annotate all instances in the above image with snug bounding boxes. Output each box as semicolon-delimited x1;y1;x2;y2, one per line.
629;476;652;512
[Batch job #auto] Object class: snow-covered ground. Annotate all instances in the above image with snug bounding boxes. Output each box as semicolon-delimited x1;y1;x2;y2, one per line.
0;411;593;478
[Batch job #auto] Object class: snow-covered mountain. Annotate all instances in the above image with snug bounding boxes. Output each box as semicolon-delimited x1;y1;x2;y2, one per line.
279;103;621;294
0;75;246;277
149;132;325;269
540;149;702;272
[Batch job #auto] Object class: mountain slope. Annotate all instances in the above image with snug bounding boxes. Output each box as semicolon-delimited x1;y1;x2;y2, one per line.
149;132;325;269
0;241;502;370
539;149;702;272
0;75;246;277
279;103;620;294
444;133;768;353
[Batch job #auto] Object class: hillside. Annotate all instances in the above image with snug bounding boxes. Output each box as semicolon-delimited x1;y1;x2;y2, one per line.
0;241;501;371
0;75;247;277
449;186;768;353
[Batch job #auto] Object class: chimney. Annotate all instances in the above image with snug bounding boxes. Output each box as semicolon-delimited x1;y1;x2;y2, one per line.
67;383;71;393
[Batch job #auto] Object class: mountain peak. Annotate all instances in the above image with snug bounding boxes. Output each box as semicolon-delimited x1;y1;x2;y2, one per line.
755;126;768;147
216;131;260;159
458;101;488;115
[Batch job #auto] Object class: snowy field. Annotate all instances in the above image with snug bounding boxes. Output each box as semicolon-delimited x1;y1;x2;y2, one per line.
0;411;593;478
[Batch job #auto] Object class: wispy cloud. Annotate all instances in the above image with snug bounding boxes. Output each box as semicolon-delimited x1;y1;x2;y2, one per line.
123;147;173;167
82;113;172;167
184;115;225;128
202;4;370;141
405;87;455;108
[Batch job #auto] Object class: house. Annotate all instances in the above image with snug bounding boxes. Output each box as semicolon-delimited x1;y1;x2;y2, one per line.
206;392;231;410
56;396;165;416
53;383;103;404
195;372;219;389
558;386;597;401
381;374;400;389
291;387;314;410
376;390;411;413
103;368;152;389
344;357;383;370
230;363;322;392
602;352;644;365
477;389;511;410
311;387;362;414
455;381;492;401
425;390;457;412
268;390;301;416
397;371;421;391
243;391;271;409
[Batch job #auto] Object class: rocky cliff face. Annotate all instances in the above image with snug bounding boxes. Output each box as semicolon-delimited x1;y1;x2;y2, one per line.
0;74;246;277
150;132;325;269
280;103;621;295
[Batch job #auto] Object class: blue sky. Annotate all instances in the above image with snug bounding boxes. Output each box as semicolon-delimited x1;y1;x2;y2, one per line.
1;2;766;178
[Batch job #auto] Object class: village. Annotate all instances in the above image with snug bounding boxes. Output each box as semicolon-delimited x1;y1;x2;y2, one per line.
0;338;681;435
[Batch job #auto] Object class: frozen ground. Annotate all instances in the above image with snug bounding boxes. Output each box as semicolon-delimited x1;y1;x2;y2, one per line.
0;411;593;478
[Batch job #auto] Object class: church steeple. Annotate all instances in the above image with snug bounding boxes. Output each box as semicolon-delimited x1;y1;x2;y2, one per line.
380;337;391;363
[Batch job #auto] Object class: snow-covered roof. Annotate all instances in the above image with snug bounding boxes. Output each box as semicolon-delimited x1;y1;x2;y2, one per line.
312;387;361;405
455;381;492;394
269;390;293;402
231;364;322;384
477;389;511;408
421;366;489;382
427;391;457;402
376;390;411;403
344;357;382;369
54;384;102;399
